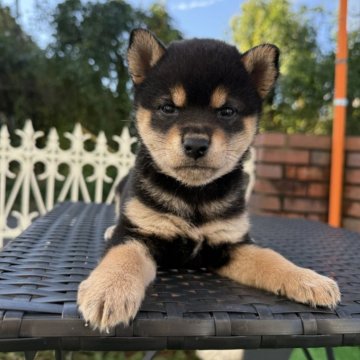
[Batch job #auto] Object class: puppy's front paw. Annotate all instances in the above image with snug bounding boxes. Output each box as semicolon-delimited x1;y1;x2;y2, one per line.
77;268;145;332
280;268;341;308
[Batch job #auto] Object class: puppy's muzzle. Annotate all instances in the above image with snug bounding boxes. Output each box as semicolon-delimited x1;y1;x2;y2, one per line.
183;137;210;160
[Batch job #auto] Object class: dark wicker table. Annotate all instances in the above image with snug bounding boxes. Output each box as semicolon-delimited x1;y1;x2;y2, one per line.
0;202;359;355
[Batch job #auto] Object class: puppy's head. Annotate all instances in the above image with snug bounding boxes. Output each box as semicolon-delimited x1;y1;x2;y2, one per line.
127;29;279;186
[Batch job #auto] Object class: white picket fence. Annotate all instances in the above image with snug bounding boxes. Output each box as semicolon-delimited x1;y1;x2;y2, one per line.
0;120;137;246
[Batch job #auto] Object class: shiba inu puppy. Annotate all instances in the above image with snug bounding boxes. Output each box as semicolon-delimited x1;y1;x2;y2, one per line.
77;29;340;332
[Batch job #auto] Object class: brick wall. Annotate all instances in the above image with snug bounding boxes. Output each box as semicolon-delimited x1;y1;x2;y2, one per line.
343;137;360;231
249;133;360;232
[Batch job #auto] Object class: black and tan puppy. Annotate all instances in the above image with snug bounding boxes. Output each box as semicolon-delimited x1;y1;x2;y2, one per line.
77;29;340;331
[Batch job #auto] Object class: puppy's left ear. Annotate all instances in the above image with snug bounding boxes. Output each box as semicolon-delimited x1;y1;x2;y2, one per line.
127;29;166;85
241;44;280;99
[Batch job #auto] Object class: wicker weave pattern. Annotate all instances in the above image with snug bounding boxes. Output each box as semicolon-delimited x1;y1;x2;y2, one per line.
0;202;359;351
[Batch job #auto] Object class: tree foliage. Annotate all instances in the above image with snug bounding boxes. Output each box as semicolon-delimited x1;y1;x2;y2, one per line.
140;3;183;45
0;6;44;133
346;31;360;135
231;0;360;135
1;0;359;136
0;1;182;137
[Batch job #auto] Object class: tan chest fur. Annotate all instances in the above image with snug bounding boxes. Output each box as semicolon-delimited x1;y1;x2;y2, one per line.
125;198;250;246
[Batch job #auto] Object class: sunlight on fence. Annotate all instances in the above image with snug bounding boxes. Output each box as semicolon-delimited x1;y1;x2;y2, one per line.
0;120;136;245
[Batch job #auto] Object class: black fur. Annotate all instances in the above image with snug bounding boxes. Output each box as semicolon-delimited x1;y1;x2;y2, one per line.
132;147;247;223
108;210;253;269
107;144;251;268
136;39;262;115
107;30;280;270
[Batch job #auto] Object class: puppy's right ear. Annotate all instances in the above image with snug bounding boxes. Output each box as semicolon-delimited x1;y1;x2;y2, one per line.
127;29;166;85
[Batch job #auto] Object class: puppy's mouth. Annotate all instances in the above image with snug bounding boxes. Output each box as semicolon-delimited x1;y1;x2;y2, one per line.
170;164;219;186
174;165;217;171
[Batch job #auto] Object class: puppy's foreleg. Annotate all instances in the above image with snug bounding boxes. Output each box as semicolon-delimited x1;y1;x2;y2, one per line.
77;240;156;332
104;189;122;242
217;244;340;308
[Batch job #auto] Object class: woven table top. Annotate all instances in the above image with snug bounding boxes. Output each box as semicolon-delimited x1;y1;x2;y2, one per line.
0;201;359;352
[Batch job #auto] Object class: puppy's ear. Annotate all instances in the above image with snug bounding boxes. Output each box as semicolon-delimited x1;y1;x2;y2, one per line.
127;29;166;85
241;44;280;99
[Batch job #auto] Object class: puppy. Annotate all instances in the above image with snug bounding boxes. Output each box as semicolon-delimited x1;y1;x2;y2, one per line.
77;29;340;332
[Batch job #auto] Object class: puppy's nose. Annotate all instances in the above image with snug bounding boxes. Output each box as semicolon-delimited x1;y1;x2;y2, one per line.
183;137;209;159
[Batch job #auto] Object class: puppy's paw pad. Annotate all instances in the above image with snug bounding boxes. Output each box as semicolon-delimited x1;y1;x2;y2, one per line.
281;269;341;308
77;271;144;332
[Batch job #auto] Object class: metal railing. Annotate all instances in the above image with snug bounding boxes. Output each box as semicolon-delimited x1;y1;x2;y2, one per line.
0;120;136;245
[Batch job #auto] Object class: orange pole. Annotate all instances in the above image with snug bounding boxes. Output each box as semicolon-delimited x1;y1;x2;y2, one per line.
328;0;348;227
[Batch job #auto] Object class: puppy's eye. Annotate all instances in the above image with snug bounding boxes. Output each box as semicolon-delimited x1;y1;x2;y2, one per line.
217;107;237;118
160;104;177;115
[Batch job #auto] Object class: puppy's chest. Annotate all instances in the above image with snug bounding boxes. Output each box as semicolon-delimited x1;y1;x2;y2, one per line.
124;197;250;268
148;234;234;269
125;198;249;246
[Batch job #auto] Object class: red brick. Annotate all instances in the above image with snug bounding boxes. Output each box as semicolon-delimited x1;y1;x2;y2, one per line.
257;149;309;164
254;133;286;147
283;198;327;213
347;153;360;167
345;137;360;151
285;166;329;181
310;151;330;166
344;201;360;218
282;181;307;196
344;185;360;200
307;214;327;222
286;166;297;178
250;209;280;216
254;179;307;196
343;217;360;232
308;183;329;198
345;169;360;184
288;134;330;149
250;194;281;211
282;212;306;219
254;179;279;194
256;164;283;179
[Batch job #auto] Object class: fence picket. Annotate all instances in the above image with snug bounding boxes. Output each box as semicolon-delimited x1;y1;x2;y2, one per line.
0;120;136;246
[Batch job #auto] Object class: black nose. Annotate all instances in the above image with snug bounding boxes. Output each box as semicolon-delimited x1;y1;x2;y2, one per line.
183;137;210;159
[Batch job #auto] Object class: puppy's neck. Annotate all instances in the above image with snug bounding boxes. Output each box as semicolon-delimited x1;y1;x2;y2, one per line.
135;144;246;199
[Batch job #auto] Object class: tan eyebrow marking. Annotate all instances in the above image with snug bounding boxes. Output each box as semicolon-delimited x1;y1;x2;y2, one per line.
170;85;187;107
210;86;228;108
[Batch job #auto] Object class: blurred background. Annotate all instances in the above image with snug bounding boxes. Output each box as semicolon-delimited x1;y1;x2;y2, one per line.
1;0;359;137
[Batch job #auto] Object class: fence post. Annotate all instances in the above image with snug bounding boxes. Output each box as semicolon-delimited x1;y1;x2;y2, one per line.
0;121;137;244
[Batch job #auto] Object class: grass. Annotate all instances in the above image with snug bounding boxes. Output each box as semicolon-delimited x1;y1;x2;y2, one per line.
0;351;199;360
290;347;360;360
1;347;359;359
